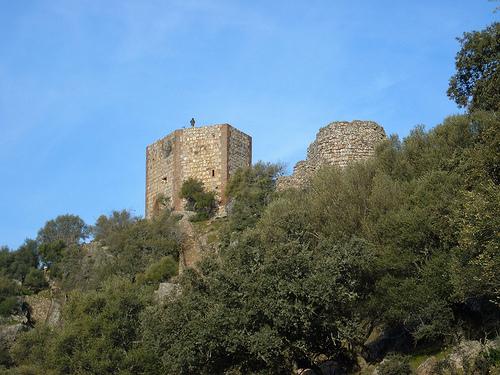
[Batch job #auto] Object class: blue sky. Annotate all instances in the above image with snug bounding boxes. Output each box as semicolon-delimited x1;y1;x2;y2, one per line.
0;0;497;249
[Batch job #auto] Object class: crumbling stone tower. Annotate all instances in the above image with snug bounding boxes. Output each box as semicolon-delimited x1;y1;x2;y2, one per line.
145;123;252;218
277;120;386;189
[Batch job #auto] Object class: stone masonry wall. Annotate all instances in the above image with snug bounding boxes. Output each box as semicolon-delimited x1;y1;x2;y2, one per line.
179;126;224;202
277;120;386;190
228;127;252;176
145;124;252;218
145;133;177;218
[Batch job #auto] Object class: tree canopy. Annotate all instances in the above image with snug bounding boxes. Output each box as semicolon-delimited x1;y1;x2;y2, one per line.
447;22;500;112
37;214;89;246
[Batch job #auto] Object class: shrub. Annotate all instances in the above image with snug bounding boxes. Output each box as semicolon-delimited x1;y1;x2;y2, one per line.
10;325;54;371
224;162;283;232
474;344;500;374
138;256;178;284
23;269;48;293
0;276;20;316
0;296;19;316
0;341;13;368
6;240;39;283
11;278;149;373
180;178;216;220
377;354;412;375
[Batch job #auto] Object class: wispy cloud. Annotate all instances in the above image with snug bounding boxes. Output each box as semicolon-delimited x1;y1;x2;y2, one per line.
45;0;274;63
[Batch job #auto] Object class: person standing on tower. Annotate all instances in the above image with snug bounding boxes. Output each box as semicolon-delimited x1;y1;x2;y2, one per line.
190;118;195;127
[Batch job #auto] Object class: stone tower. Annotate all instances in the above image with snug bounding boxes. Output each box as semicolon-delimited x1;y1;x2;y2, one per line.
277;120;386;189
145;123;252;218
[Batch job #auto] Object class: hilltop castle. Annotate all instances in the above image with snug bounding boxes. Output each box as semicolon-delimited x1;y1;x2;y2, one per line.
145;120;386;218
145;123;252;218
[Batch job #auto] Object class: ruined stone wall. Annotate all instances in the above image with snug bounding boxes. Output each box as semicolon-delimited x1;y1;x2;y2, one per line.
145;124;252;218
277;120;386;190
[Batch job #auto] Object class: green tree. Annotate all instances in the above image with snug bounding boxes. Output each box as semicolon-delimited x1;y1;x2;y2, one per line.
447;22;500;112
8;240;39;283
179;178;216;220
224;162;283;232
11;278;150;374
451;181;500;305
37;214;89;246
23;269;48;293
92;210;138;242
137;255;178;285
143;202;375;374
63;211;181;289
9;325;55;373
180;178;205;211
447;113;500;308
368;113;500;342
0;240;39;283
0;276;20;316
0;246;12;276
38;240;66;269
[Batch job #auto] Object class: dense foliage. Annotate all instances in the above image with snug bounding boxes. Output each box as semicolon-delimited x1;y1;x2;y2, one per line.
3;116;500;374
224;161;283;233
61;211;180;291
11;278;150;374
2;210;181;374
447;22;499;112
0;240;46;317
180;178;217;220
137;112;498;373
0;241;38;284
92;209;139;242
37;214;90;247
0;276;20;317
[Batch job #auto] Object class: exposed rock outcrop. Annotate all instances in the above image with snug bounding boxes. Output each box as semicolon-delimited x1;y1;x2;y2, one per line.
154;282;181;302
176;211;203;272
415;356;438;375
25;293;62;327
0;323;26;348
446;340;487;373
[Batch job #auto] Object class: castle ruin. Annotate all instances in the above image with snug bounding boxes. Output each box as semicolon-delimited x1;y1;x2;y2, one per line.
277;120;386;189
145;120;386;218
145;123;252;218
